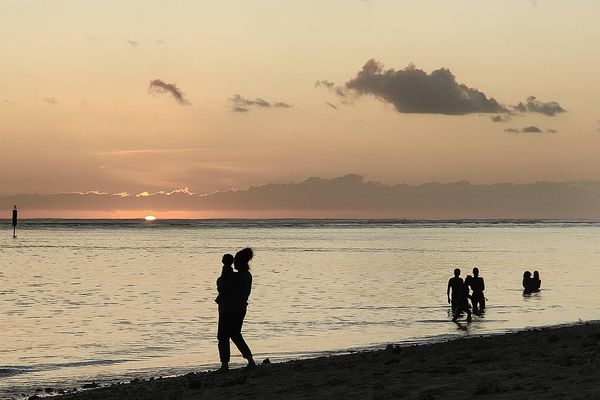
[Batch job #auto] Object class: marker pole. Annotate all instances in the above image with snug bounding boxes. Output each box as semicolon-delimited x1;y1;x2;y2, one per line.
12;206;17;238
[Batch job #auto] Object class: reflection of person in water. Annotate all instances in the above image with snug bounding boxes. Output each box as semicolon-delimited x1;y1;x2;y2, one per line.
470;267;485;315
531;271;542;291
447;268;463;314
452;276;472;323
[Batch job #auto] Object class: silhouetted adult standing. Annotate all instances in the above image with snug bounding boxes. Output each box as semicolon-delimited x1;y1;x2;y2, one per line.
470;267;485;315
217;247;256;371
532;271;542;291
447;268;463;314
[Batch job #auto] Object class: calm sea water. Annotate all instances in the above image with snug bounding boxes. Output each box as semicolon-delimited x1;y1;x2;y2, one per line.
1;220;600;398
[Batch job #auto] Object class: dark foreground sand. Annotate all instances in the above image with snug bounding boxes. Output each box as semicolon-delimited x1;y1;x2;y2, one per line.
52;322;600;400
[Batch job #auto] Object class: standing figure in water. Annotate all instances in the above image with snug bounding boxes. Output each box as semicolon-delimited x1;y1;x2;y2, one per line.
452;276;472;323
216;248;256;371
447;268;464;315
531;271;542;291
470;267;485;315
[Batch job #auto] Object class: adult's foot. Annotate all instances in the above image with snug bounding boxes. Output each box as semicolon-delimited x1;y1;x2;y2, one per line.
246;358;257;370
218;363;229;373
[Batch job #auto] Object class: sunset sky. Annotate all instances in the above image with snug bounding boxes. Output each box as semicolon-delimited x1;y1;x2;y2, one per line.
1;1;599;217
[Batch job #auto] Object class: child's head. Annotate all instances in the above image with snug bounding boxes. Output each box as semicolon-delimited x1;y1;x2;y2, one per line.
222;253;234;266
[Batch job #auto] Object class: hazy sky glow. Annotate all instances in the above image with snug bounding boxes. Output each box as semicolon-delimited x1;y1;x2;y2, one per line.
1;1;599;217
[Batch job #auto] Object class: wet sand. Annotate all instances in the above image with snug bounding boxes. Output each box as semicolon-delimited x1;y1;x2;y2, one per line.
51;322;600;400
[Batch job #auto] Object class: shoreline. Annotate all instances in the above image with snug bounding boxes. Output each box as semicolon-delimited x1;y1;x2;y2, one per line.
31;321;600;400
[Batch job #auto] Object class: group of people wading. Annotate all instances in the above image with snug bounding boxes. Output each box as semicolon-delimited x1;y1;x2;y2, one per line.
447;267;486;322
448;267;543;322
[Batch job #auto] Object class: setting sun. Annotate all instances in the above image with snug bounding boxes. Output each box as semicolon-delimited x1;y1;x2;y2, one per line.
144;215;156;221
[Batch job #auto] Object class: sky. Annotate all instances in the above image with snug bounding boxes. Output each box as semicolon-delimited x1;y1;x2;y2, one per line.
1;0;599;217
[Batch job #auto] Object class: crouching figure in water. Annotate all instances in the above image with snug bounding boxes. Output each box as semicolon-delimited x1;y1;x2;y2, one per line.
216;248;256;371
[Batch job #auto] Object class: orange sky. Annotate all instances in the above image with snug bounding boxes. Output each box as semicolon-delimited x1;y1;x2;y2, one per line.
1;1;599;213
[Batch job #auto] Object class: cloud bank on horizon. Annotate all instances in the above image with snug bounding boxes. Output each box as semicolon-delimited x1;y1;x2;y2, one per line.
4;175;600;219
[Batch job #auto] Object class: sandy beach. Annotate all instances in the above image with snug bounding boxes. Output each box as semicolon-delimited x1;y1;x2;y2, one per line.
40;322;600;400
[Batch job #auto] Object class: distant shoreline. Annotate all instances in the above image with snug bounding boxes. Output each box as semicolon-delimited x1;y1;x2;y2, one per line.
51;321;600;400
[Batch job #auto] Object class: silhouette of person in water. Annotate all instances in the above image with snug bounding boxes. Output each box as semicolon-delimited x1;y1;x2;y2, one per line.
452;276;472;323
523;271;534;293
215;254;234;305
470;267;485;315
216;248;256;371
447;268;463;314
532;271;542;291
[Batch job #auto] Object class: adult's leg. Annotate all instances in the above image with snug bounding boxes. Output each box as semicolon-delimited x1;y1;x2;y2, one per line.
472;296;480;315
230;309;254;361
217;312;232;366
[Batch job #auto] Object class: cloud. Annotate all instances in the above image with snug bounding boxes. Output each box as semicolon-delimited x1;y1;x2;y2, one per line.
315;80;335;89
127;40;140;47
490;114;511;123
42;97;58;105
315;79;350;98
597;121;600;132
326;102;338;110
5;175;600;219
505;126;546;133
1;99;15;106
336;59;506;115
546;128;558;133
228;94;292;112
148;79;191;105
513;96;565;116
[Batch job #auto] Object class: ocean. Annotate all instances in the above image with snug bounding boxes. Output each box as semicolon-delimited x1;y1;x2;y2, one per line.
1;219;599;398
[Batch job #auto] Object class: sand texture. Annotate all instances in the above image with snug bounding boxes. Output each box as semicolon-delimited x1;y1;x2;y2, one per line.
49;322;600;400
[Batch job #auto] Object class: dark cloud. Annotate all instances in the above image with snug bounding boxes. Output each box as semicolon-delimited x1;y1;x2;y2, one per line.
505;126;545;133
127;40;140;47
315;80;335;89
522;126;543;133
6;174;600;219
326;102;338;110
513;96;565;116
339;59;506;115
490;114;511;123
148;79;191;105
228;94;292;112
315;79;351;98
42;97;58;105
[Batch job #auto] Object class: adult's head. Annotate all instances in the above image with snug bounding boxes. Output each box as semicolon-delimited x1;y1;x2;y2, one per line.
234;247;254;271
523;271;531;279
454;268;461;277
533;271;540;279
473;267;479;277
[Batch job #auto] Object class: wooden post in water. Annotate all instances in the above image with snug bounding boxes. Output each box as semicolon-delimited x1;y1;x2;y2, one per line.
12;205;17;238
